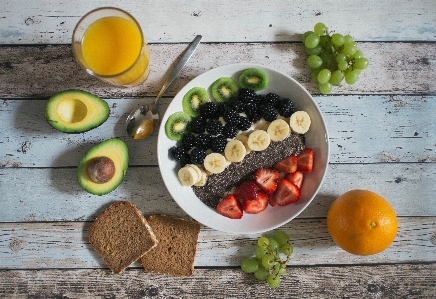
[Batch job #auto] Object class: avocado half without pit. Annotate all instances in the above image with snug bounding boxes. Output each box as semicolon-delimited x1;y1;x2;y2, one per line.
46;89;110;133
78;139;129;195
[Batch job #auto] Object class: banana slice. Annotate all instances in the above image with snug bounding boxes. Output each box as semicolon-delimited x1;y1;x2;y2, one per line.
234;134;251;155
203;153;227;174
194;168;208;186
186;164;202;179
224;139;246;163
178;166;200;186
247;129;271;151
267;119;290;142
290;111;311;134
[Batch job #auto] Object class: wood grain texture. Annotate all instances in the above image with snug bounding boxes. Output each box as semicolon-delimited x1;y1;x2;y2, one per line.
1;0;435;44
1;95;435;167
1;264;435;298
0;43;435;98
0;218;434;269
0;163;435;222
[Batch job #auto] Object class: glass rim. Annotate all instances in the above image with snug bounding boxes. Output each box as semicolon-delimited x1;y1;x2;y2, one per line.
72;7;147;79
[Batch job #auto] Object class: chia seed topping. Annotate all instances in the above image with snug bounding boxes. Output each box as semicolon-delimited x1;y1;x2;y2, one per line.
192;133;305;209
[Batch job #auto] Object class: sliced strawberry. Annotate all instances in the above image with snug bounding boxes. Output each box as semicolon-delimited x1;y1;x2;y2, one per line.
234;180;258;201
274;155;298;173
243;190;269;214
216;194;243;219
255;168;279;194
297;148;314;173
269;178;300;206
285;171;304;189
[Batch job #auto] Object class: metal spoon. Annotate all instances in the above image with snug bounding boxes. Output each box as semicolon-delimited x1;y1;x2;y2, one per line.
126;35;202;140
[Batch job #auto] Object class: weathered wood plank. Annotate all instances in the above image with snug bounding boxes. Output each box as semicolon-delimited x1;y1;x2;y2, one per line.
1;95;434;167
0;163;434;222
0;218;434;269
0;43;435;98
0;265;435;298
1;0;435;44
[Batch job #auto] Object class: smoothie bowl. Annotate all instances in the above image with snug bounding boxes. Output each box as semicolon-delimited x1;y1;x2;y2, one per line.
157;63;329;234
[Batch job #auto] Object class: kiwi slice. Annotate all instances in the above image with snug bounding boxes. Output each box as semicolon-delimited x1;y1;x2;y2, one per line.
165;111;192;141
182;87;209;117
210;77;240;103
238;68;268;91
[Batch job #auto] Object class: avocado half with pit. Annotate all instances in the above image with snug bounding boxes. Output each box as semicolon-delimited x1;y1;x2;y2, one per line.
46;89;109;133
78;138;129;195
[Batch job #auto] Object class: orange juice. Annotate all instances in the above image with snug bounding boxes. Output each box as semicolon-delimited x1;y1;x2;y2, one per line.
73;8;150;86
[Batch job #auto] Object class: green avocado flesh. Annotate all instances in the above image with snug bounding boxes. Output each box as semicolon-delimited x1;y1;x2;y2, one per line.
77;139;129;195
46;89;110;133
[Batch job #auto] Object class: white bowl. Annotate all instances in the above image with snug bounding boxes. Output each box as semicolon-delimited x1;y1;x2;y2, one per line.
157;63;329;234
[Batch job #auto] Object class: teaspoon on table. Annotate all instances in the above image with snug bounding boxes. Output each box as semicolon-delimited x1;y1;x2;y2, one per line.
126;35;202;140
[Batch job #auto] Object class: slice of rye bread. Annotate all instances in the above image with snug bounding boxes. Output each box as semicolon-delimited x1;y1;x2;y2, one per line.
140;214;201;277
88;201;157;274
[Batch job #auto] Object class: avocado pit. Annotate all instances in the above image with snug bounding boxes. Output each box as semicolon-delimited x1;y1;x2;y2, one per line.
87;156;115;184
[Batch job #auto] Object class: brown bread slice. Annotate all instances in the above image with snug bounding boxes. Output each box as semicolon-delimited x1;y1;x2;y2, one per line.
89;201;157;274
140;214;201;277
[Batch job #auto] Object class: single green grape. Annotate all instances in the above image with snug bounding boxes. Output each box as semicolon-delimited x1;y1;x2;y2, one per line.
331;33;344;46
267;274;281;289
345;70;359;84
268;238;279;251
280;243;294;256
353;57;369;69
258;236;269;248
343;34;353;44
261;254;275;269
255;246;269;259
307;55;323;69
338;60;349;71
335;52;348;63
274;231;290;245
330;70;345;85
353;50;364;59
342;43;357;56
319;82;332;95
318;35;331;47
314;22;327;35
305;44;322;55
304;33;320;49
319;50;334;66
317;69;331;84
254;267;269;281
301;31;314;42
241;258;260;273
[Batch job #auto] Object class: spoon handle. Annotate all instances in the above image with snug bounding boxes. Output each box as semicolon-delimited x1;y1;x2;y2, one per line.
155;35;202;101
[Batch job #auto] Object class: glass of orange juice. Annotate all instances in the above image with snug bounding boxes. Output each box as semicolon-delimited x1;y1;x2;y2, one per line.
72;7;150;86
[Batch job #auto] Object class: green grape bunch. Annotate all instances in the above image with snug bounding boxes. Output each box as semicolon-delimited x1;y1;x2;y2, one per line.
302;22;369;94
240;230;293;289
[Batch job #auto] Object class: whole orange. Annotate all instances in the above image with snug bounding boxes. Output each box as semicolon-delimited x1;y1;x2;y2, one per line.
327;189;398;255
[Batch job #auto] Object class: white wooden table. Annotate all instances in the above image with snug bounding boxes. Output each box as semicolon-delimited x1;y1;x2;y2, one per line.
1;1;435;297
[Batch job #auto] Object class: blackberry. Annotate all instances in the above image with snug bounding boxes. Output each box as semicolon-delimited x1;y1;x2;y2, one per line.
276;98;295;117
222;124;239;139
200;102;219;119
264;93;281;106
190;116;206;134
210;135;227;153
190;147;207;165
170;146;186;161
245;103;261;122
261;103;278;122
195;133;212;150
179;153;191;167
206;119;223;136
237;116;252;131
232;98;246;112
238;88;257;99
217;102;233;117
223;109;240;126
181;133;196;151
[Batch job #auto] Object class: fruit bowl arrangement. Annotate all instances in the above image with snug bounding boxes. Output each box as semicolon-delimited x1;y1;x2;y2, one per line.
157;63;329;234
